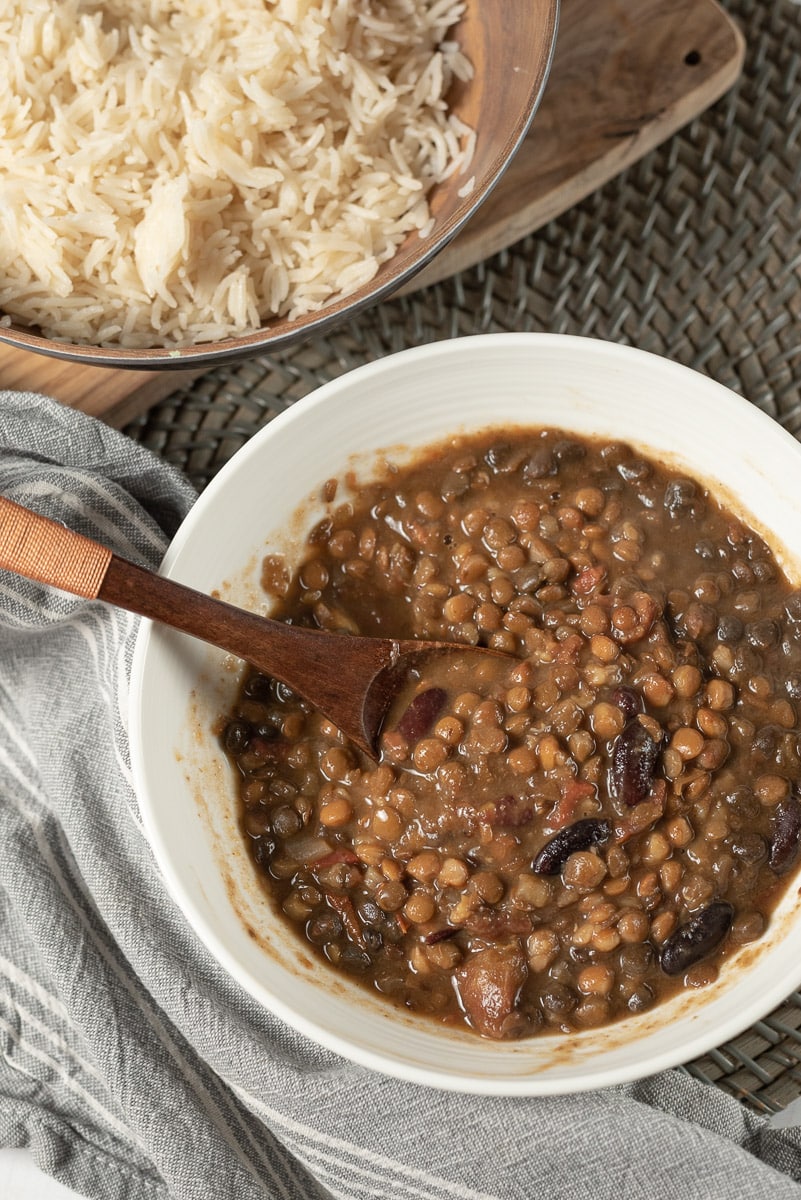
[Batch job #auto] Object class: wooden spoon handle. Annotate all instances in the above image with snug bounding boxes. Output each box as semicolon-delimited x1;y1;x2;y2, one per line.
0;494;112;598
0;493;442;756
0;495;266;658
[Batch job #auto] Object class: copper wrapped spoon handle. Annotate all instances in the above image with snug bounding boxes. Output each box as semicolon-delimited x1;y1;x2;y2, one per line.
0;494;506;758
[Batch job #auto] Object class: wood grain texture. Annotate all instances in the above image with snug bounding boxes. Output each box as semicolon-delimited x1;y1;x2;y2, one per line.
0;350;201;426
404;0;745;290
0;0;743;427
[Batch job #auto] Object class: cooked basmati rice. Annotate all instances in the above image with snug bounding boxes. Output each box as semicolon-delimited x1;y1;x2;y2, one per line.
0;0;473;348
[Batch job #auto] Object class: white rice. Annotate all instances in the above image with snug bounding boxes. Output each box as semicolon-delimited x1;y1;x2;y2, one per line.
0;0;473;348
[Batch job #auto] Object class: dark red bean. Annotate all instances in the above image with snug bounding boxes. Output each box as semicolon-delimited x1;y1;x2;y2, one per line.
396;687;447;742
660;901;734;976
610;718;661;807
532;818;611;875
610;685;644;720
768;794;801;875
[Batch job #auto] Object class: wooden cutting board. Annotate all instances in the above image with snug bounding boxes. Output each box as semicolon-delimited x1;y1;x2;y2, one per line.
0;0;744;428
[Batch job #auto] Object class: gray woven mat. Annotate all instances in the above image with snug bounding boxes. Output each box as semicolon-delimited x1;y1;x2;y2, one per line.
124;0;801;1114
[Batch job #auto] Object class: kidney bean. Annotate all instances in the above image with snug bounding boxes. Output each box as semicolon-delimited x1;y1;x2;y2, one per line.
532;819;612;875
396;687;447;742
660;901;734;976
610;718;662;806
768;794;801;875
611;685;644;720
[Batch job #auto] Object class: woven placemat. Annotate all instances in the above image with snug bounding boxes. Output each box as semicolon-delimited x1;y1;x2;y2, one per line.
124;0;801;1113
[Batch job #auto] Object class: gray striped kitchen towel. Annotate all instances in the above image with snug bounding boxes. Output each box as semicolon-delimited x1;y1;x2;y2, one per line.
3;389;801;1200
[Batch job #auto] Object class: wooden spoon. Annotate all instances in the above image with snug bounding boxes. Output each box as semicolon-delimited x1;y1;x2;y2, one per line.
0;494;505;757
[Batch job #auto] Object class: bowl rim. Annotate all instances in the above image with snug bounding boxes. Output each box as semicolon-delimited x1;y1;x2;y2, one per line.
130;332;801;1093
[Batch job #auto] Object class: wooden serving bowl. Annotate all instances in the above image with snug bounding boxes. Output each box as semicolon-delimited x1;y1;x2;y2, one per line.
0;1;559;370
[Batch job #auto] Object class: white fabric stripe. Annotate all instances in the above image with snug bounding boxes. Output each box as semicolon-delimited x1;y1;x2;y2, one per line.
0;577;62;625
114;636;140;804
2;781;301;1200
67;613;138;794
277;1135;463;1200
0;956;70;1024
0;699;46;785
0;992;105;1087
0;726;49;808
0;607;137;817
230;1084;502;1200
10;475;165;559
0;750;146;1158
70;472;169;554
317;1184;364;1200
1;483;142;806
0;1015;141;1147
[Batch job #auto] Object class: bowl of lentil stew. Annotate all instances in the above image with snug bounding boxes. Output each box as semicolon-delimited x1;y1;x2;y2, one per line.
130;333;801;1093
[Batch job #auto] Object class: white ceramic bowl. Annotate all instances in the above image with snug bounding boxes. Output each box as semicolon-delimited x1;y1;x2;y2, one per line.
130;333;801;1094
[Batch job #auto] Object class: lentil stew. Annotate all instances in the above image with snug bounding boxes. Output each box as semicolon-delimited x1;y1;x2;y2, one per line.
220;429;801;1040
